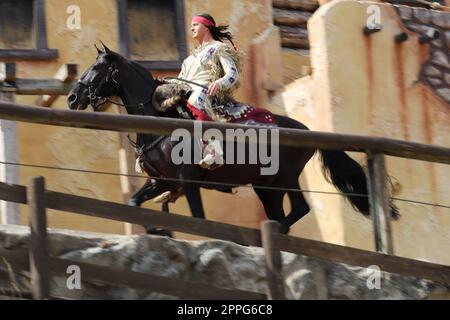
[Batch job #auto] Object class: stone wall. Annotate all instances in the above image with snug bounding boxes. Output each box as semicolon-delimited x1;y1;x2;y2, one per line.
270;1;450;265
395;5;450;104
0;225;448;300
10;0;280;235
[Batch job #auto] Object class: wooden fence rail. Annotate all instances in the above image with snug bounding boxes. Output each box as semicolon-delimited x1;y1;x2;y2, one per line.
0;101;449;299
0;101;449;164
1;101;449;253
1;179;449;301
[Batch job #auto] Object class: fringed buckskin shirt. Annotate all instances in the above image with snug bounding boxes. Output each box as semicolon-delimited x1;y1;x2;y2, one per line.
176;40;242;120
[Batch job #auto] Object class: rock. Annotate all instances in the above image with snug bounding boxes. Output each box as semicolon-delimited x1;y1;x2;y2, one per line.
431;11;450;29
431;51;450;69
445;31;450;49
285;268;317;299
430;38;443;48
326;263;436;300
396;6;413;20
405;23;439;38
413;8;431;24
445;73;450;86
436;88;450;103
0;225;448;300
427;77;443;86
424;65;442;78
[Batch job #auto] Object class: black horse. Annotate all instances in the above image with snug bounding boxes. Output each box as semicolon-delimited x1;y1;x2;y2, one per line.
67;44;398;235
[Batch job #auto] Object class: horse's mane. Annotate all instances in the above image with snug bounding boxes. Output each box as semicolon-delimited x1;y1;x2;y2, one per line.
128;60;154;84
102;51;154;85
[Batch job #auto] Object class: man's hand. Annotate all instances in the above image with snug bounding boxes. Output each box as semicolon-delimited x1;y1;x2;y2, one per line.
207;81;221;96
155;77;167;86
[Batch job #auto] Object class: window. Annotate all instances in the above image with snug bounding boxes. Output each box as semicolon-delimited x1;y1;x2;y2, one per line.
0;0;58;60
117;0;187;70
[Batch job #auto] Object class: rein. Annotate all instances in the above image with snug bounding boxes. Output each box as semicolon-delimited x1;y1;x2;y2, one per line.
128;134;166;157
77;66;207;175
79;73;206;113
163;77;208;90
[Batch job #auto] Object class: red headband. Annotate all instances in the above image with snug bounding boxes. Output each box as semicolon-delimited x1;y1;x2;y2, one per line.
192;16;215;27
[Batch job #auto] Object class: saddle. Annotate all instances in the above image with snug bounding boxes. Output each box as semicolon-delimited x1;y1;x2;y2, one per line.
152;83;192;113
152;83;277;126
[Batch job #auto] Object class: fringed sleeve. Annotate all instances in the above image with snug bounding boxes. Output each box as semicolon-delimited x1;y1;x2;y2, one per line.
210;43;243;100
216;55;239;90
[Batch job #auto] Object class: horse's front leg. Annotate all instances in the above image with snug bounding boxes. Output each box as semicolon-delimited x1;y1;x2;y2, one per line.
183;183;205;219
128;178;163;207
128;178;173;237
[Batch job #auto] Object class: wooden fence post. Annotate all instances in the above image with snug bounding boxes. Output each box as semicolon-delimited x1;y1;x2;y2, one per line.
261;220;286;300
28;176;50;299
0;62;20;225
367;153;394;255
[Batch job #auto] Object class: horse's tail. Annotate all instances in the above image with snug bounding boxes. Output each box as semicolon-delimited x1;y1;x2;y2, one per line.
318;149;399;219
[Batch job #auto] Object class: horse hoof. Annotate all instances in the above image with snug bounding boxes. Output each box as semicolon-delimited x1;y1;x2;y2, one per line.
128;199;138;206
279;225;290;235
153;191;172;203
146;227;173;238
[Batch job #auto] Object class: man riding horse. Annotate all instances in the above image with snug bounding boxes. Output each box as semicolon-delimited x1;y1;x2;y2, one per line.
151;13;272;203
67;14;399;235
154;14;240;170
154;13;262;169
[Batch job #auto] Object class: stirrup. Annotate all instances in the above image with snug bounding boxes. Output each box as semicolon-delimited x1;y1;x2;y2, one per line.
153;191;172;203
199;154;224;170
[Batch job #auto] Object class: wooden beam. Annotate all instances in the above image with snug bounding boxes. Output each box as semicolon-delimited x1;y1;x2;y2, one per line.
27;176;50;300
0;101;448;164
274;8;312;27
277;235;450;285
35;64;78;107
49;257;266;300
0;79;75;95
0;181;27;204
44;188;263;246
0;248;29;270
367;153;394;254
0;180;449;285
0;63;16;82
0;49;58;61
0;287;33;300
279;25;310;49
1;248;260;300
261;221;286;300
272;0;320;12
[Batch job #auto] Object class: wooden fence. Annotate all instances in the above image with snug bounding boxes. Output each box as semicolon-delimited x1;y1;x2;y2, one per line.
0;177;449;300
0;101;449;299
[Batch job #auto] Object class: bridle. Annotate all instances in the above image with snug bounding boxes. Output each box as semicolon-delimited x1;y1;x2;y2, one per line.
77;64;152;114
78;61;213;114
76;78;108;112
75;59;217;175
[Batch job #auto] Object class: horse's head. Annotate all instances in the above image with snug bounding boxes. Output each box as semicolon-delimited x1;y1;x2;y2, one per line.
67;43;123;111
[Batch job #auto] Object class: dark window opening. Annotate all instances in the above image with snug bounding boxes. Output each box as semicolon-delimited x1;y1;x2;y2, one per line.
0;0;58;60
118;0;187;70
0;0;35;49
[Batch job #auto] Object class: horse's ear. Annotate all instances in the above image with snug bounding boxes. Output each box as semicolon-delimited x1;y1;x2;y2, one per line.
100;40;112;53
94;44;103;55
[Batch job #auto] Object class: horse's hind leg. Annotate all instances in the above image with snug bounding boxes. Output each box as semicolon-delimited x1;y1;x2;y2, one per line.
279;184;310;234
254;188;286;230
183;183;205;219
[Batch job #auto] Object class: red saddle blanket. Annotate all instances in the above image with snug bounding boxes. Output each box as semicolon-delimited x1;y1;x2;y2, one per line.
186;101;277;126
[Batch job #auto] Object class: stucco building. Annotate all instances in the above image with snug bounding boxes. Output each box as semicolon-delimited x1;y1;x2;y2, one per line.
0;0;449;265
